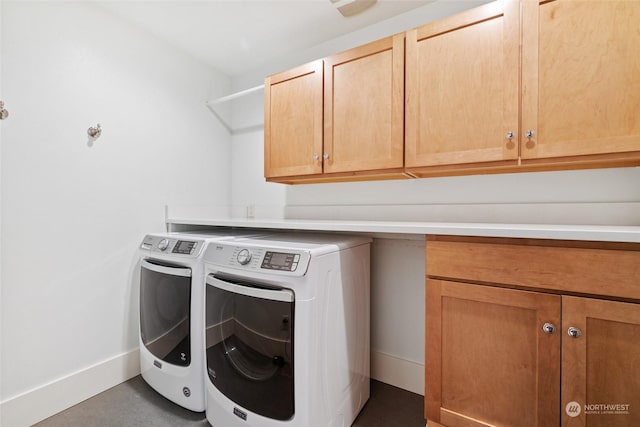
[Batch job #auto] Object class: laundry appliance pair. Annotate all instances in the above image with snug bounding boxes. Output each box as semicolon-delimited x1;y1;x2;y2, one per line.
138;230;371;427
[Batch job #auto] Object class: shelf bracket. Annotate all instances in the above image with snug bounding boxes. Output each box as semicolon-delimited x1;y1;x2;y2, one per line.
206;85;264;135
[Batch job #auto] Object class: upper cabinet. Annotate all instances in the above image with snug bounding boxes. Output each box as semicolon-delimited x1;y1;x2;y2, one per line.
521;0;640;164
407;0;640;177
264;35;406;184
264;60;323;179
405;0;520;173
324;34;405;175
264;0;640;184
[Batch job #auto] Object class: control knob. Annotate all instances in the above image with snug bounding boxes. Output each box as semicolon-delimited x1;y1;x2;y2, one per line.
157;238;170;251
237;249;252;265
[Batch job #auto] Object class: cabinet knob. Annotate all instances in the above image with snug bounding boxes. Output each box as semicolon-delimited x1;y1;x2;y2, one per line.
506;131;514;140
313;153;319;161
323;153;329;160
525;130;535;139
568;326;582;339
542;323;556;334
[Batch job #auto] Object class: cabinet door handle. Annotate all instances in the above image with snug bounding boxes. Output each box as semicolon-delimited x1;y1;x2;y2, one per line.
542;323;556;334
323;152;329;160
506;131;514;140
567;326;582;338
525;130;535;139
313;153;319;161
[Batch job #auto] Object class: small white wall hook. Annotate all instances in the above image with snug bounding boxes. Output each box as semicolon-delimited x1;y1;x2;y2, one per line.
0;101;9;120
87;123;102;138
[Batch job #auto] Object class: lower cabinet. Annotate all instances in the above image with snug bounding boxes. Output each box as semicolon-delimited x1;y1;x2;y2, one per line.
425;236;640;427
426;280;560;426
562;297;640;427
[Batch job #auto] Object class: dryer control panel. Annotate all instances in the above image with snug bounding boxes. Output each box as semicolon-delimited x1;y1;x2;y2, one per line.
261;251;300;272
140;235;202;257
205;243;311;277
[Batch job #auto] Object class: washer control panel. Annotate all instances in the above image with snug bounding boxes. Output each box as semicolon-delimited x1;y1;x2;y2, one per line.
140;235;202;257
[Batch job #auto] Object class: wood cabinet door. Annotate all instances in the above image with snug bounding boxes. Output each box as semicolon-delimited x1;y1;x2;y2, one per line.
405;0;519;169
323;34;404;174
521;0;640;160
264;60;323;178
426;279;560;427
562;296;640;427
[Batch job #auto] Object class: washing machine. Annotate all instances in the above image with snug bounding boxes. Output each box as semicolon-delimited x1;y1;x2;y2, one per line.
202;232;371;427
138;230;262;412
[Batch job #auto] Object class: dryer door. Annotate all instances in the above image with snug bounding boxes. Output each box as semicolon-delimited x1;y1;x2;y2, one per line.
205;274;294;421
140;259;192;366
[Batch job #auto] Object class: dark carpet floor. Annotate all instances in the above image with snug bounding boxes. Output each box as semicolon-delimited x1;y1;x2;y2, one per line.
35;376;425;427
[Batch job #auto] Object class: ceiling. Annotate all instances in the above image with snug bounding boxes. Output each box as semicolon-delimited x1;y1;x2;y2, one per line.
98;0;432;76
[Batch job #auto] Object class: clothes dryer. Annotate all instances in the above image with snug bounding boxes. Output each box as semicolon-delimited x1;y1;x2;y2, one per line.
203;233;371;426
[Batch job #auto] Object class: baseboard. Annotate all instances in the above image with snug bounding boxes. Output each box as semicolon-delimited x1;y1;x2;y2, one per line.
0;348;140;427
371;350;424;396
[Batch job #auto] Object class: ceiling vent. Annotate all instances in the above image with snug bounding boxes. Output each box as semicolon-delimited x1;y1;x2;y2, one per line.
330;0;378;17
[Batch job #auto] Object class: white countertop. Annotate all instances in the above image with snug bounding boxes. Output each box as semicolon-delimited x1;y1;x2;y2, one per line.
167;217;640;243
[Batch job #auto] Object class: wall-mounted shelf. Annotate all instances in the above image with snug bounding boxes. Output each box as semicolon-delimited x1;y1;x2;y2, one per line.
206;84;264;135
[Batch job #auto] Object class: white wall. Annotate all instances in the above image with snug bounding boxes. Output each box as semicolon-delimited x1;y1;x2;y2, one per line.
230;90;286;219
229;0;640;395
232;0;491;89
0;2;231;424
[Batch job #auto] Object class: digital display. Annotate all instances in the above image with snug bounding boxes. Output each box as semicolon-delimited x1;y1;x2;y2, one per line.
172;240;196;254
261;251;298;271
269;252;290;267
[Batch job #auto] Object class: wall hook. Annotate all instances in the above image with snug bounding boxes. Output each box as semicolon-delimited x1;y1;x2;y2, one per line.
0;101;9;120
87;123;102;138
